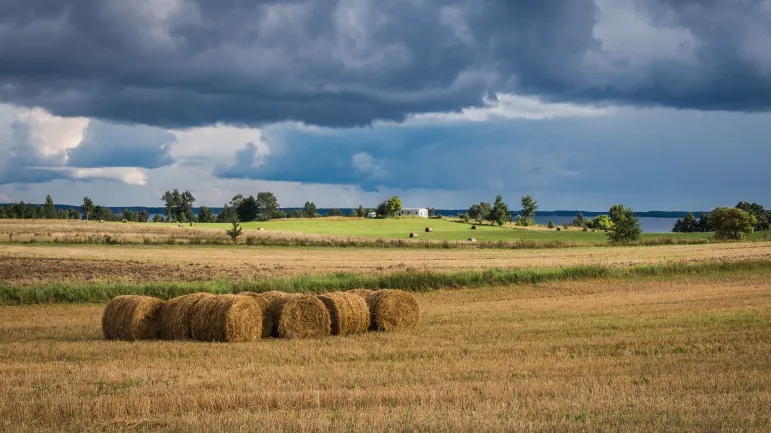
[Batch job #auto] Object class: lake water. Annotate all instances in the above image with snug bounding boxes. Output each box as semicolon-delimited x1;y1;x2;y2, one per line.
533;216;678;233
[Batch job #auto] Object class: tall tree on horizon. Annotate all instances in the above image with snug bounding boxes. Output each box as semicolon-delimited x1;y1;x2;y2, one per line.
81;196;94;221
488;195;512;227
43;194;56;219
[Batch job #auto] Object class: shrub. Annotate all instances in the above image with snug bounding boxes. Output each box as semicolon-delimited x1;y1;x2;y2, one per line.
607;206;642;243
547;220;554;229
710;207;757;240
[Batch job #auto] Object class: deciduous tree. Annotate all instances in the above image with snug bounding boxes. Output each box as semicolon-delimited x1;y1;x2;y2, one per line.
711;207;757;240
519;194;538;225
81;196;94;221
386;196;402;218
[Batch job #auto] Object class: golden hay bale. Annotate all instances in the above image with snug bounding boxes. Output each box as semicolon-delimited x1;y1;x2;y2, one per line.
348;289;374;298
189;295;262;342
318;292;370;335
274;295;331;339
157;293;213;340
102;295;165;341
239;291;292;338
365;290;420;332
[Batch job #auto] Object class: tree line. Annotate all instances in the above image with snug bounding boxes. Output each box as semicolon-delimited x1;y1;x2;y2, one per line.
672;201;769;239
0;194;149;222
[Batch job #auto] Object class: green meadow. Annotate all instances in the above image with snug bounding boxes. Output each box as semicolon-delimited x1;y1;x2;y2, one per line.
195;217;767;243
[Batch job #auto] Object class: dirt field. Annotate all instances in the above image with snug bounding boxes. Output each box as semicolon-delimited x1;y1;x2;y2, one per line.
2;242;771;285
1;274;769;431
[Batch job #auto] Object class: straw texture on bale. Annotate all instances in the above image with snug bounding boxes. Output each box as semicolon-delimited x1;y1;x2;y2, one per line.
274;295;331;339
102;295;164;341
189;295;262;342
239;291;291;338
365;290;420;332
318;292;370;335
158;293;213;340
348;289;374;298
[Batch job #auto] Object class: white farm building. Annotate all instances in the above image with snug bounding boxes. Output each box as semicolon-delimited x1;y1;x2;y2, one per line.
398;208;429;218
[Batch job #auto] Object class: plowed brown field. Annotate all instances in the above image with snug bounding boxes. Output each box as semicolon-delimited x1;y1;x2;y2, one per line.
2;242;770;284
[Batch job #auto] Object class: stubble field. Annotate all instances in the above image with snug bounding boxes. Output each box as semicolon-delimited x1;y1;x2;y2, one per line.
1;273;770;431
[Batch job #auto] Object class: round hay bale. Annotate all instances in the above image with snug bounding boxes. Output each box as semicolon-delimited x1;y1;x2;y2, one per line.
556;227;561;231
471;225;477;230
348;289;374;298
274;295;331;339
318;292;370;335
409;232;419;238
189;295;262;342
365;290;420;332
102;295;164;341
468;237;477;242
239;291;292;338
158;293;214;340
425;227;433;232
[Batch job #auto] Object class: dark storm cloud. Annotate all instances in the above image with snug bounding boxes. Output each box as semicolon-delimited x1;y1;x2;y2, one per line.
1;0;769;128
214;110;771;206
67;121;175;169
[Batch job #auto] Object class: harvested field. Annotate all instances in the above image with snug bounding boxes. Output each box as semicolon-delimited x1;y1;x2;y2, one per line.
3;242;771;285
1;273;769;431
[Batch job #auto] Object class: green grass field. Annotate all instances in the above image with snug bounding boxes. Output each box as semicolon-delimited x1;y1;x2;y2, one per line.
196;217;770;243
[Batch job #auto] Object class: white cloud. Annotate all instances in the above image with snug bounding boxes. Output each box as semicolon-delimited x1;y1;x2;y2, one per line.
0;193;10;202
11;107;89;162
407;93;611;123
171;124;268;164
37;167;148;185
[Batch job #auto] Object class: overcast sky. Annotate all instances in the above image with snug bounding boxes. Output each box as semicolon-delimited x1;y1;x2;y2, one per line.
1;0;770;211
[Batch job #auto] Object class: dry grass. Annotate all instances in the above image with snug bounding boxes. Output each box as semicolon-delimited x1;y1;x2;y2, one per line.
4;241;771;285
1;273;769;431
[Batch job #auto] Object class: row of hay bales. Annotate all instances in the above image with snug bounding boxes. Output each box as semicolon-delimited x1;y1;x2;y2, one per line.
102;289;419;342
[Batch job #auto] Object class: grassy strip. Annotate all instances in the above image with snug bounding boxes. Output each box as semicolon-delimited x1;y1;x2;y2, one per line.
2;259;770;305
